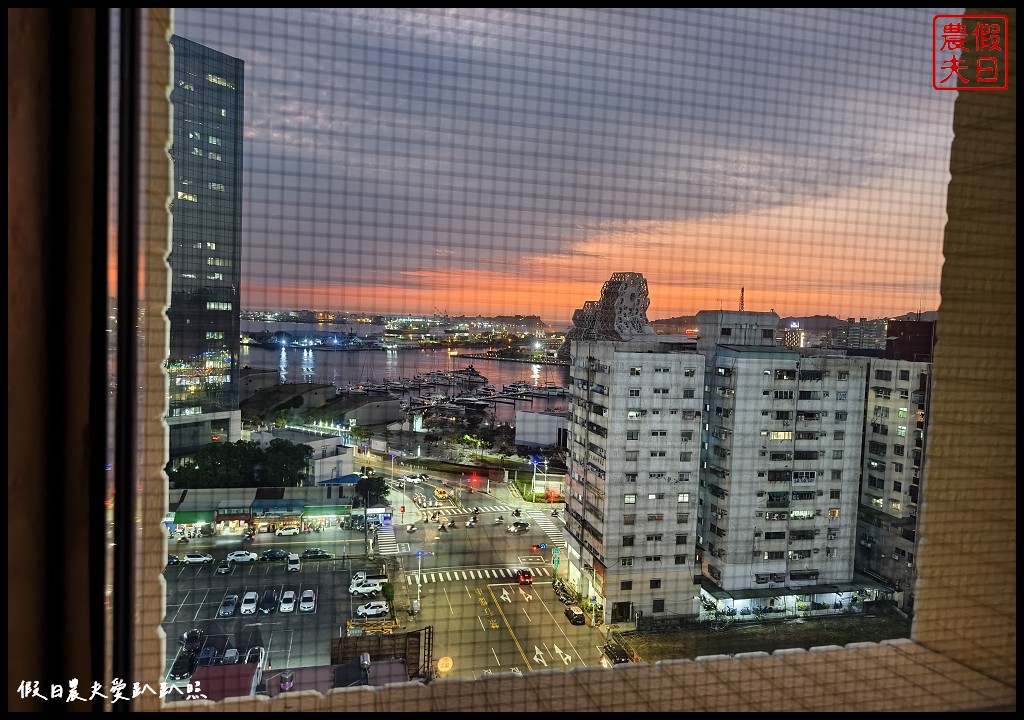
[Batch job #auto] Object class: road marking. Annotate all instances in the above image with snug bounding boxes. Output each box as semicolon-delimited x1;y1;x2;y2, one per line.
553;644;572;665
533;646;547;666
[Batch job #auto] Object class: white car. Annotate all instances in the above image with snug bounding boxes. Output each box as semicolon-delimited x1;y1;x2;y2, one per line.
279;590;297;613
275;527;300;536
240;591;259;615
356;600;390;618
299;589;316;612
226;550;257;563
182;551;214;565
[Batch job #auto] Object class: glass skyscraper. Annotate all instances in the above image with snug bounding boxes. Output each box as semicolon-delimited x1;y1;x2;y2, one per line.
166;36;244;459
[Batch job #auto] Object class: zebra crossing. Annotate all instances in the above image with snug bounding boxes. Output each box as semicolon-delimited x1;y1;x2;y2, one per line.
375;526;400;555
374;507;569;556
405;565;556;585
429;505;511;516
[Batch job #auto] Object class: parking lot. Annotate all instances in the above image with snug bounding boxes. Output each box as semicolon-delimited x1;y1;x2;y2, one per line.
162;555;375;683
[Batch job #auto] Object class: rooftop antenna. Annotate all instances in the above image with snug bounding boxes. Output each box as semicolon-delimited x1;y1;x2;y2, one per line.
739;287;744;312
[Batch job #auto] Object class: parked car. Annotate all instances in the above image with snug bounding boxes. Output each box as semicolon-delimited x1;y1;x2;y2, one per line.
349;580;384;597
168;650;199;681
564;605;586;625
166;554;180;566
197;646;219;667
258;588;279;614
601;642;631;666
179;628;206;653
218;594;239;617
286;554;301;572
356;600;390;618
244;646;265;667
299;589;316;612
219;648;240;666
301;548;333;560
240;591;259;615
182;551;214;564
216;561;232;575
226;550;258;563
279;589;297;613
275;526;300;536
514;569;534;585
260;549;289;562
506;521;530;533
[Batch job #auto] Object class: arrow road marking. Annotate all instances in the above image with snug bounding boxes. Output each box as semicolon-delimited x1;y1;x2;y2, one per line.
552;644;572;665
533;646;547;666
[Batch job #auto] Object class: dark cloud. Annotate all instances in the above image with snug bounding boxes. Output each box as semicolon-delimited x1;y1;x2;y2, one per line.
173;8;957;298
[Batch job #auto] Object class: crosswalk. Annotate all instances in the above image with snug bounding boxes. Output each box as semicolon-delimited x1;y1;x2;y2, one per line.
374;508;568;556
405;565;556;585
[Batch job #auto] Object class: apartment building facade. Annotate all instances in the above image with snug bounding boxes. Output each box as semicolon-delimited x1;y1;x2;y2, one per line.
855;356;931;611
565;337;705;625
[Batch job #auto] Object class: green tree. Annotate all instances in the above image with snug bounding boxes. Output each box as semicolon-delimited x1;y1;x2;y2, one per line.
355;475;390;506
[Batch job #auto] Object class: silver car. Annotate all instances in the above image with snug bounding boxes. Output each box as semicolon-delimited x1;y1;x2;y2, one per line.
218;594;239;617
240;591;259;615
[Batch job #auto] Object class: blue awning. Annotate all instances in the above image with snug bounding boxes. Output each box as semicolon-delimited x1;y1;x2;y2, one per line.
317;473;363;486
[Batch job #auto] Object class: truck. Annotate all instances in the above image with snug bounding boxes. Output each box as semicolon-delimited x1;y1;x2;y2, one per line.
352;567;388;585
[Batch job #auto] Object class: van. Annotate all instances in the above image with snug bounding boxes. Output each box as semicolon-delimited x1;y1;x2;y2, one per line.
286;554;301;572
564;605;585;625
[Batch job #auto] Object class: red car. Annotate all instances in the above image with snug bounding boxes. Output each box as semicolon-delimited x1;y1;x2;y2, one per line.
515;569;534;585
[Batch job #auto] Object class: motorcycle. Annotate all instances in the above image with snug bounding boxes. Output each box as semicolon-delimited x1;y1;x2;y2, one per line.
512;509;521;518
407;525;417;533
472;507;480;515
551;510;559;517
495;516;504;524
437;524;447;532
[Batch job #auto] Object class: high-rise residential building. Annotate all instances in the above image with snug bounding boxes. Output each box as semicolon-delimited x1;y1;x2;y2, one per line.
696;311;868;607
166;36;244;459
567;337;705;624
854;330;933;613
834;316;888;351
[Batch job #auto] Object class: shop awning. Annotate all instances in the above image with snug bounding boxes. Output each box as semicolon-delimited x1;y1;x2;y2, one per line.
317;473;362;486
304;505;352;516
171;510;215;525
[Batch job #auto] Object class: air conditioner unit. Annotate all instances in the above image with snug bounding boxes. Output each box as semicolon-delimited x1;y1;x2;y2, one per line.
756;491;765;497
891;554;900;560
813;548;820;553
906;562;914;568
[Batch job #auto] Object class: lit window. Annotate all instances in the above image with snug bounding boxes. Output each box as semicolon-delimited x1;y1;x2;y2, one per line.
206;73;236;89
624;494;636;505
208;152;222;161
620;557;634;567
177;80;194;91
208;135;222;145
176;191;198;202
208;182;225;191
677;493;689;503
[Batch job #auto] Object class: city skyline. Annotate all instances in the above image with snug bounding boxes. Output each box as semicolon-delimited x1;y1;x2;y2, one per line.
171;8;957;323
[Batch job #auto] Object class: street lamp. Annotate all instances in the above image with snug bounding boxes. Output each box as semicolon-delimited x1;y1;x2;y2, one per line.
530;456;541;498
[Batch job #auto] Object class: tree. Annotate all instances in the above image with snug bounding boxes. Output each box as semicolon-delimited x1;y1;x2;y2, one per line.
355;475;390;506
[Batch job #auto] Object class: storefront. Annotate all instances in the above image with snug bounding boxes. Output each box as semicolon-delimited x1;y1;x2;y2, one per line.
250;499;305;533
171;510;215;537
303;503;353;530
215;504;253;535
